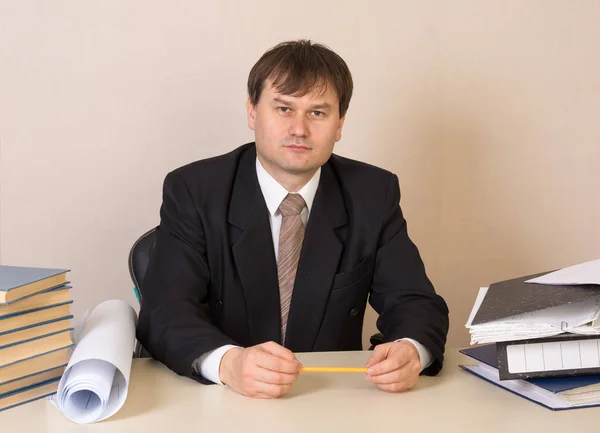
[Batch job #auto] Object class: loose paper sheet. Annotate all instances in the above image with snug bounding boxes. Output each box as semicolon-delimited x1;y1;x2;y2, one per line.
527;259;600;286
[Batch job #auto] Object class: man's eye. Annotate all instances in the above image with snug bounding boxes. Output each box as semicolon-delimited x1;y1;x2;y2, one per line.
311;111;324;117
277;107;290;113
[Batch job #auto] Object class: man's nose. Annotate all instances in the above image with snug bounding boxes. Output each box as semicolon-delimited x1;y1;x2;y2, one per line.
288;114;309;138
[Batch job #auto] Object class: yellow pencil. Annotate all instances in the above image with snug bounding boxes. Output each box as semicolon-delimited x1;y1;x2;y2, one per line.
301;367;367;373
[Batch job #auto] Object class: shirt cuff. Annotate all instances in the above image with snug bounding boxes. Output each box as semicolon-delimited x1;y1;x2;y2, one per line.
397;338;433;372
192;344;240;385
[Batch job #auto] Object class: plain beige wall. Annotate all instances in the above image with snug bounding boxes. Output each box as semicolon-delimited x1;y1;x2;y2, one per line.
1;1;599;350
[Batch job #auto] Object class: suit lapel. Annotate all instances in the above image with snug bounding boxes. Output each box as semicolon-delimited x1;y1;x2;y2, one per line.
284;162;347;352
229;147;282;345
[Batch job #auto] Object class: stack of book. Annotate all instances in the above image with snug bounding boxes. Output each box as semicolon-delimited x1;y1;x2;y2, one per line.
461;259;600;410
0;266;74;412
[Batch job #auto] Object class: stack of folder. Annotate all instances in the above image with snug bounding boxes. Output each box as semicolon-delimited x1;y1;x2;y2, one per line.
0;266;74;412
460;344;600;410
461;259;600;410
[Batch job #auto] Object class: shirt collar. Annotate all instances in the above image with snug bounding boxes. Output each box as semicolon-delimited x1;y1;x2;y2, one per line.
255;158;321;217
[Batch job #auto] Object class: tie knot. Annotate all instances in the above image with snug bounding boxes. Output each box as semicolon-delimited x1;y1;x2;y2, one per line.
279;193;306;217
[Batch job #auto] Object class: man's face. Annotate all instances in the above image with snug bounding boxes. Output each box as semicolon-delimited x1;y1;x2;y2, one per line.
247;80;346;179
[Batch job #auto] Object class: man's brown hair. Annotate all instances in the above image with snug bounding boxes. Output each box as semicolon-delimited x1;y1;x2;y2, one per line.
247;40;353;118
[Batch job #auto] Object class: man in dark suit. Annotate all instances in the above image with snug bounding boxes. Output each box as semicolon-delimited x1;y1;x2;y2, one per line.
137;40;449;399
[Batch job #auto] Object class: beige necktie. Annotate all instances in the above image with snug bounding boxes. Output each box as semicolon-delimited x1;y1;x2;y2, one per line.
277;193;307;346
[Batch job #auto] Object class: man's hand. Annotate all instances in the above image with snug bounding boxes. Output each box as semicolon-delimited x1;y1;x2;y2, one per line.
364;341;421;392
218;341;302;398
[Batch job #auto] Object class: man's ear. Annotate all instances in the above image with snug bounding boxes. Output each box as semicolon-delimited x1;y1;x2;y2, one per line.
335;115;346;142
246;98;256;131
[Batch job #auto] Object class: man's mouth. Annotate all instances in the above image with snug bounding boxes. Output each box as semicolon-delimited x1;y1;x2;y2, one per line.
285;144;311;151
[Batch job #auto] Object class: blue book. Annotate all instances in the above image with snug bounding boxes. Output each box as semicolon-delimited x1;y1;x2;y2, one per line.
0;285;71;319
0;329;74;369
0;377;61;412
0;266;69;304
0;317;73;350
0;365;65;398
0;301;73;335
0;346;71;387
460;344;600;410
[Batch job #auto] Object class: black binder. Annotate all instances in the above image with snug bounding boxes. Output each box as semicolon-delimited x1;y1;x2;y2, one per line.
497;334;600;380
471;272;600;326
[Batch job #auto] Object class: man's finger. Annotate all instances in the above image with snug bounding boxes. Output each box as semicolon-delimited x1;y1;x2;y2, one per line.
253;350;301;374
252;381;293;398
367;354;411;376
259;341;299;362
375;378;417;393
368;364;417;385
365;345;388;368
254;366;299;385
252;393;279;399
377;371;420;393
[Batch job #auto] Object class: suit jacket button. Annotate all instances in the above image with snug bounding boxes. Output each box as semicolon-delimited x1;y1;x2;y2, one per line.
215;300;223;308
349;308;359;317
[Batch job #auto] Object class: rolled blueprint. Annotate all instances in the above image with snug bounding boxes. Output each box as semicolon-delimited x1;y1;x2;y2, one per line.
54;299;136;424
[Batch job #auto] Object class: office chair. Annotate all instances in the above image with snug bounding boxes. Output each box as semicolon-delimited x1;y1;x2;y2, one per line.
129;226;159;358
128;227;384;357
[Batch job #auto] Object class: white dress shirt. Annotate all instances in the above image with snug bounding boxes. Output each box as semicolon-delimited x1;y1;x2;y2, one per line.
196;158;432;384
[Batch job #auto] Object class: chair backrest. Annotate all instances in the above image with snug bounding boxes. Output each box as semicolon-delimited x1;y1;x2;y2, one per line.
129;226;159;358
128;226;159;303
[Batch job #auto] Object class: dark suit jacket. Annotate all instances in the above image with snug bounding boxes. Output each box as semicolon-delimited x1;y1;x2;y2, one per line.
136;143;449;383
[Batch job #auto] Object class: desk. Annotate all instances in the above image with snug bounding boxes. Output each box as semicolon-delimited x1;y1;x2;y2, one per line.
1;350;599;432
